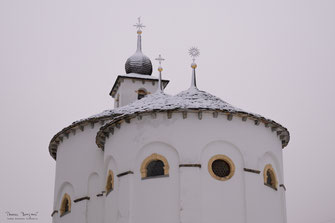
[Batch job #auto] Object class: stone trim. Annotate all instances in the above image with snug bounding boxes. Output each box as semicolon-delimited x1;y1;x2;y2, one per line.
73;196;90;203
106;170;114;196
243;168;261;174
96;193;104;197
60;193;71;217
263;164;278;190
117;171;134;178
208;154;235;181
51;210;58;217
140;153;169;178
179;164;201;168
280;184;286;191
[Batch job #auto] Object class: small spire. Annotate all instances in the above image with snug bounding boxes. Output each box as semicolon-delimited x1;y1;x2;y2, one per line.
188;47;200;89
133;17;145;52
155;54;165;92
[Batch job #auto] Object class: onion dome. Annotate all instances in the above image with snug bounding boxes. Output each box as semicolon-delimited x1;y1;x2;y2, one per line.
125;18;153;75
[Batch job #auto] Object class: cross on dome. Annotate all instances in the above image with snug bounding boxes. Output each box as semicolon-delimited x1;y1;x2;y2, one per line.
133;17;145;34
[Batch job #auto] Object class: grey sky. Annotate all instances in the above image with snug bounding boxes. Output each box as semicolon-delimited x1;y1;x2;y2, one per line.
1;0;335;222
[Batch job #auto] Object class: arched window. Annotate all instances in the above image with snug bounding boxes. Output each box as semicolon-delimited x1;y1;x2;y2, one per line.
105;170;114;196
60;193;71;217
208;154;235;181
263;164;277;190
137;89;147;100
140;153;169;179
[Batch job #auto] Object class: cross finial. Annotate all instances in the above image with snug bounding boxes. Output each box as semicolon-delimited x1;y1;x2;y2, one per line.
155;54;165;66
155;54;165;93
133;17;145;34
188;47;200;89
189;47;200;63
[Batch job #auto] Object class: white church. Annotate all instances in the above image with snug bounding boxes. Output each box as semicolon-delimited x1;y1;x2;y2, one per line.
49;19;290;223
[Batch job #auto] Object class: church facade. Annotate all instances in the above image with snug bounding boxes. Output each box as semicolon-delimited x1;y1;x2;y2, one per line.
49;19;290;223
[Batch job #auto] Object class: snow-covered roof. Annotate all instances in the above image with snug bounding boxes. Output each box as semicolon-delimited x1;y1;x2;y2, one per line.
49;87;290;160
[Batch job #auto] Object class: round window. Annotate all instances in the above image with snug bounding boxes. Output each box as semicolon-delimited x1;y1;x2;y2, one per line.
208;155;235;181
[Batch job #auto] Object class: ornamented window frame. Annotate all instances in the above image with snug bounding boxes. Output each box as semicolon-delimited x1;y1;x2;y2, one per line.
105;170;114;196
136;88;148;100
140;153;169;179
60;193;71;217
208;154;235;181
263;164;278;190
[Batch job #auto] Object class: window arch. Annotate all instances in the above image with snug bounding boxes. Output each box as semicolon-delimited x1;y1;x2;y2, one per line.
263;164;277;190
140;153;169;179
105;170;114;196
208;154;235;181
137;88;147;100
60;193;71;217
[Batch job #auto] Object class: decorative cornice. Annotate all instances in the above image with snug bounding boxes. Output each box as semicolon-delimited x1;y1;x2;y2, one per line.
96;110;290;151
110;75;169;98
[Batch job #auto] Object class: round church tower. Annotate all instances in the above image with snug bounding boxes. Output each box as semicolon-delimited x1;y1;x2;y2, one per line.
49;19;290;223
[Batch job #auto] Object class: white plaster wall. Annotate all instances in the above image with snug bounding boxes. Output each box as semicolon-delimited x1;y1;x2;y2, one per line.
53;182;75;223
53;124;105;223
116;78;158;107
103;111;286;223
104;156;118;223
87;173;103;223
201;141;246;223
132;142;180;223
52;110;286;223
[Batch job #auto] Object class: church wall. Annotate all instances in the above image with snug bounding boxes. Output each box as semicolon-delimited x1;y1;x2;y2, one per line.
53;124;105;222
201;140;246;223
131;142;180;223
104;156;118;223
117;78;157;107
87;173;103;223
103;111;286;223
53;182;75;223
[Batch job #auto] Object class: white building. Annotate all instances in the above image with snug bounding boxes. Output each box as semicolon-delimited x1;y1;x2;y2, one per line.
49;19;290;223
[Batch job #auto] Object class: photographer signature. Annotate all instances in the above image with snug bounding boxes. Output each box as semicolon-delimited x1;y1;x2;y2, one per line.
5;211;38;220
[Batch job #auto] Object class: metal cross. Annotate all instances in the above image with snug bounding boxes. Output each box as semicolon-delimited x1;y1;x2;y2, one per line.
155;54;165;65
133;17;145;31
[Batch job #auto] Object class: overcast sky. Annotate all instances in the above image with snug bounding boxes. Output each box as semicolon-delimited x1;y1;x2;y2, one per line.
1;0;335;222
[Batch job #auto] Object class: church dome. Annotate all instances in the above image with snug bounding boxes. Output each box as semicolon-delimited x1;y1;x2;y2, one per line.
125;51;152;75
125;27;153;75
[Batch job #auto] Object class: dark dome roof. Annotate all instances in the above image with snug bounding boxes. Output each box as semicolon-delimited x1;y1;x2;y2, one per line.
125;52;152;75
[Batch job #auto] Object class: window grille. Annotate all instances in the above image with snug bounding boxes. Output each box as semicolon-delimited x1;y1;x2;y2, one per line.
146;160;165;177
208;155;235;181
212;159;231;177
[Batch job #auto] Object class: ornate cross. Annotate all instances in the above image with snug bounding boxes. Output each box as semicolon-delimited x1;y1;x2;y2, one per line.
188;47;200;63
133;17;145;31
